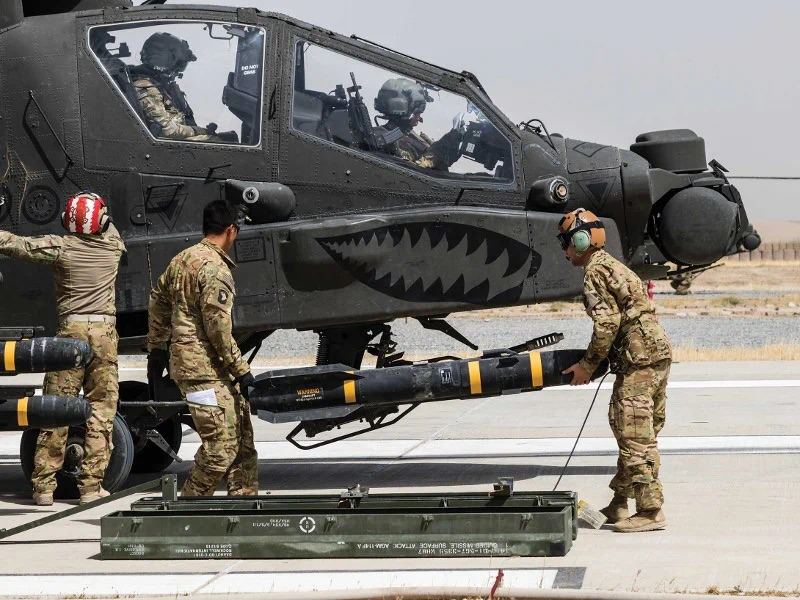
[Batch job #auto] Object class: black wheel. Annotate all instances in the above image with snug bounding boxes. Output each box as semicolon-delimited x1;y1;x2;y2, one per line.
20;413;135;499
130;415;183;473
119;380;184;473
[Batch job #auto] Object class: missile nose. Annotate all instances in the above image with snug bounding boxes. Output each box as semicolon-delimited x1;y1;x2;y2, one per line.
5;396;93;430
1;338;93;374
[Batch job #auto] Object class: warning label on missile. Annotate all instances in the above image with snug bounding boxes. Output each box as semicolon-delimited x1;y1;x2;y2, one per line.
296;387;323;402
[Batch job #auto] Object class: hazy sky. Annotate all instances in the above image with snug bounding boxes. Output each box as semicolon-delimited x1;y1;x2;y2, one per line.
148;0;799;220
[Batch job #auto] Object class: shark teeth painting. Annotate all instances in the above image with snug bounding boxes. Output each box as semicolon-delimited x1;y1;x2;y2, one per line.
317;222;541;305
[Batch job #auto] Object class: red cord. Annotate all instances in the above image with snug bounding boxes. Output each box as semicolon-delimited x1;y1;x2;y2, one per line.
489;568;504;599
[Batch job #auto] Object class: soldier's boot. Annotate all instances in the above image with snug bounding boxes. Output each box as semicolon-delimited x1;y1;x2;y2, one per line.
33;492;54;506
613;508;667;533
79;487;110;505
599;494;629;524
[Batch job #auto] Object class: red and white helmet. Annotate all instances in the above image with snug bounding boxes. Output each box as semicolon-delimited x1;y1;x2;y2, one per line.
61;192;110;235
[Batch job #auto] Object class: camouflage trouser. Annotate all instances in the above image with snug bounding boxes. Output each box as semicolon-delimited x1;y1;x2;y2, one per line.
32;320;119;495
608;359;670;511
179;379;258;496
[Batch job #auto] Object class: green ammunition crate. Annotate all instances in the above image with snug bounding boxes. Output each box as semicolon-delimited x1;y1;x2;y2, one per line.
100;490;577;559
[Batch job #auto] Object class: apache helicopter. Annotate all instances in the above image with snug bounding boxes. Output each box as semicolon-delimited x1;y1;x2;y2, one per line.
0;0;760;495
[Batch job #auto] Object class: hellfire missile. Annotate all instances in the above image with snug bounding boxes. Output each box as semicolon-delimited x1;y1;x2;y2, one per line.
251;348;607;425
0;337;93;374
0;334;93;430
0;393;92;431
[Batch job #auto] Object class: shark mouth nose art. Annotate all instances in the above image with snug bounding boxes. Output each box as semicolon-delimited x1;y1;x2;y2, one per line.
317;222;541;305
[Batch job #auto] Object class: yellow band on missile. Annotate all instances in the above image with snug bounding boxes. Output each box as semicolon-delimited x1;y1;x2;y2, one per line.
3;341;16;372
17;397;28;427
529;352;544;388
468;361;482;395
344;372;357;404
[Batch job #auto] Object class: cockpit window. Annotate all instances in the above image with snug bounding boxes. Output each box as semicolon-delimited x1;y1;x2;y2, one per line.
89;21;266;146
292;40;514;182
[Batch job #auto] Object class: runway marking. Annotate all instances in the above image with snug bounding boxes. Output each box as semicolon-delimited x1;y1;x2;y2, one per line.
0;569;558;596
168;435;800;461
550;379;800;391
1;435;799;462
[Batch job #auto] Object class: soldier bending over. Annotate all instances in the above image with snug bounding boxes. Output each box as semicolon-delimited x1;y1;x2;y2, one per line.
559;208;672;533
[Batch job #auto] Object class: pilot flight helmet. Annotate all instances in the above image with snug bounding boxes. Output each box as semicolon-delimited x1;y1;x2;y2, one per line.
140;32;197;78
61;192;110;235
374;78;429;122
557;208;606;253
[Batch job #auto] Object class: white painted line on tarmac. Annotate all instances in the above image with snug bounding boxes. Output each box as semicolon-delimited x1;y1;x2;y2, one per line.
0;574;209;597
1;434;799;462
171;435;800;461
547;379;800;392
199;569;555;594
0;569;556;597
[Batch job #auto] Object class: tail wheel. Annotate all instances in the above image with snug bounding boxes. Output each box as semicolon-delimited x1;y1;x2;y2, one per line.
20;413;135;499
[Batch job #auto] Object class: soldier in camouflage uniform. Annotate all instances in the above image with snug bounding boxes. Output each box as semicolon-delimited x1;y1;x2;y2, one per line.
559;208;672;533
374;78;463;170
146;200;257;497
0;192;125;505
131;33;232;143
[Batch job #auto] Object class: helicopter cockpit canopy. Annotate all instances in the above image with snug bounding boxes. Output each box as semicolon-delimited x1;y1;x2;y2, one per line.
88;20;265;146
292;40;515;183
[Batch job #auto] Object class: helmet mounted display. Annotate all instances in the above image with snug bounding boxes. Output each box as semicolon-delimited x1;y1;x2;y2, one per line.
374;78;431;129
140;32;197;78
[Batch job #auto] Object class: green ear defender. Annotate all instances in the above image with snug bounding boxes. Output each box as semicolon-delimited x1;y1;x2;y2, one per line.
572;230;591;252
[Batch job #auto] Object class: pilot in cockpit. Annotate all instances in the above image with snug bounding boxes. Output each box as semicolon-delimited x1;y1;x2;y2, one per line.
373;78;466;171
131;32;235;143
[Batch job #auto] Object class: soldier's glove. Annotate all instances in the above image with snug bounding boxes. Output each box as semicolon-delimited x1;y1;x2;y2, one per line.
205;122;218;134
236;371;255;400
147;349;169;383
452;110;479;134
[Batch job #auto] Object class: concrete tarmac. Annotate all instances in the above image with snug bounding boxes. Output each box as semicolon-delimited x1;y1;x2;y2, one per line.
0;361;798;598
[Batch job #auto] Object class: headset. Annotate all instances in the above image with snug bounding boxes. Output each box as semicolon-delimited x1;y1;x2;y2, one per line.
557;208;606;254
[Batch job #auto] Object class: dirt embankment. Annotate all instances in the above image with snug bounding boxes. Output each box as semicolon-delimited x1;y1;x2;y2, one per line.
451;262;800;320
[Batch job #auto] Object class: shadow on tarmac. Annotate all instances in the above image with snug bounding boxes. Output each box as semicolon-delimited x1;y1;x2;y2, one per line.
0;460;616;502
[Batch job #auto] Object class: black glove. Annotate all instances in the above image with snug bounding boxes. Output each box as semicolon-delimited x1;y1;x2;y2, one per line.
147;349;169;383
236;371;255;400
205;122;218;134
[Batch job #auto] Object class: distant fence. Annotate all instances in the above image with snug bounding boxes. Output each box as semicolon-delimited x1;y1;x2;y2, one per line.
726;241;800;261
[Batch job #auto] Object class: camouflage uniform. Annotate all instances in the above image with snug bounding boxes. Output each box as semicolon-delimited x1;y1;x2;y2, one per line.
0;225;126;495
578;249;672;512
132;75;215;142
147;239;257;496
390;128;462;171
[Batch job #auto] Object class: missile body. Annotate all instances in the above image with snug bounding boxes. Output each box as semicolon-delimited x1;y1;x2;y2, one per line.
252;349;607;424
0;338;93;374
0;394;92;431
